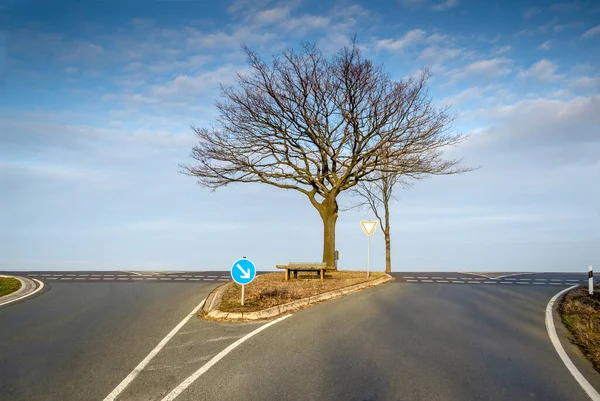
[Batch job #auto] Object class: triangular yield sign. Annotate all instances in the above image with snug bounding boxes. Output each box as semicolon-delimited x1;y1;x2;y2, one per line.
360;220;377;236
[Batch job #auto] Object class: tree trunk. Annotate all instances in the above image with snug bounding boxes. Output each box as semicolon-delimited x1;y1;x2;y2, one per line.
384;198;391;273
384;229;391;273
319;197;339;269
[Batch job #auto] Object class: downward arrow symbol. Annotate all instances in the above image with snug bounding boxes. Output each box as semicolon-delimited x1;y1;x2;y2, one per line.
237;264;250;279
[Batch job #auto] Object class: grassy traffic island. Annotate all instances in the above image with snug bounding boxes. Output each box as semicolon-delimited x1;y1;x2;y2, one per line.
201;271;392;321
0;277;22;297
559;286;600;373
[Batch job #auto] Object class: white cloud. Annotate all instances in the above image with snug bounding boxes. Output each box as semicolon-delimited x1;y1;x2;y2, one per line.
439;87;482;107
491;45;511;56
538;40;553;50
418;46;462;63
569;75;600;91
518;59;562;82
431;0;458;11
523;7;540;19
375;29;449;52
582;24;600;38
254;6;291;25
446;58;512;81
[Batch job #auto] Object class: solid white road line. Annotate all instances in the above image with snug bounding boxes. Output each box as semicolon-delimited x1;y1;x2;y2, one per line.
546;285;600;401
160;315;291;401
102;298;207;401
0;278;45;307
121;271;143;276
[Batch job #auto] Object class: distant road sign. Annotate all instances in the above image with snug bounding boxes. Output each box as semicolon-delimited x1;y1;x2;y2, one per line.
231;258;256;285
360;220;378;236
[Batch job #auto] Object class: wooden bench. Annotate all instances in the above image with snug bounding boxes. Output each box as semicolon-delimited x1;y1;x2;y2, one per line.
276;262;333;281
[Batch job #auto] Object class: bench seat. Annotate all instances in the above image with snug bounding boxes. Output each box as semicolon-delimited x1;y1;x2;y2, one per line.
276;262;334;280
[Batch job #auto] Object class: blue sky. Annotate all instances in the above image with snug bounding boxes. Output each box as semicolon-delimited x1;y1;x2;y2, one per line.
1;0;599;272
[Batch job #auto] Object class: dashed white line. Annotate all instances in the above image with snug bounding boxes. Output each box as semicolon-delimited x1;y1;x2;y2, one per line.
452;281;464;283
207;275;218;278
484;281;496;284
533;282;547;285
420;280;434;283
500;281;513;284
174;278;186;281
406;279;418;282
447;277;457;280
468;281;480;284
75;278;87;280
432;276;443;279
204;279;215;281
417;276;429;279
403;276;415;279
516;282;530;285
436;280;449;283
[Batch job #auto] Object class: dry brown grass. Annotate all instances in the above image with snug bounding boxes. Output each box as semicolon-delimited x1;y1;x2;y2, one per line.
0;277;21;297
559;286;600;373
219;271;388;313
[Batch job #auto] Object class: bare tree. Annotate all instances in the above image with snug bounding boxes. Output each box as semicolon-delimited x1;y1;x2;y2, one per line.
180;39;467;268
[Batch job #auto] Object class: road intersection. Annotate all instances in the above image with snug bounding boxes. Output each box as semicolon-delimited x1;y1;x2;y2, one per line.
1;270;598;401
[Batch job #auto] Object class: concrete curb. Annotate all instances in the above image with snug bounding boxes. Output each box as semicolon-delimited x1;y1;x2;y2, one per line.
201;274;394;322
0;275;43;307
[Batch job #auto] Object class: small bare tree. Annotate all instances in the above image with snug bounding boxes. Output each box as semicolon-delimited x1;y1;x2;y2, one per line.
180;39;467;268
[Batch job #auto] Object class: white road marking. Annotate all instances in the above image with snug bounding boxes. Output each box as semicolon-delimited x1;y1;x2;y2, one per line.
102;298;207;401
121;271;143;276
535;279;547;281
499;281;512;284
204;279;215;281
402;276;415;279
146;278;158;280
75;278;87;280
0;278;45;306
533;282;547;285
160;315;291;401
60;278;70;280
436;280;449;283
417;276;429;279
546;285;600;401
91;275;102;277
406;279;418;282
432;276;443;279
40;274;51;277
492;272;538;280
566;280;582;282
475;278;486;280
551;279;562;282
516;282;530;285
451;281;464;283
518;279;533;281
174;278;186;281
132;278;143;281
218;279;229;281
468;281;480;284
461;272;494;280
117;278;129;280
484;281;496;284
420;280;433;283
207;275;218;278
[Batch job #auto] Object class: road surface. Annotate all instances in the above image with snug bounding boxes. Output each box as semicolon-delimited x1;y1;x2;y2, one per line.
1;271;598;401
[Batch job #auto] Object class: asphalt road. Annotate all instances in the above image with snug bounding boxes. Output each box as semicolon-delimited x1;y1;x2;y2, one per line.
0;281;221;401
1;271;598;401
176;279;599;401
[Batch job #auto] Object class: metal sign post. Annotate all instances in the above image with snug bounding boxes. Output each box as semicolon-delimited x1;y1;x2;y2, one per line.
231;258;257;306
589;266;593;296
360;221;378;279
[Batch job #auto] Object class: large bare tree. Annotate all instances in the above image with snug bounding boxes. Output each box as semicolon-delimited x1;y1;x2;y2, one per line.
181;40;467;268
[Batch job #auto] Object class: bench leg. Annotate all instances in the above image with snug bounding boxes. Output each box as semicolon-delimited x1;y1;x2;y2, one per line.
320;269;324;280
285;269;289;281
294;270;298;279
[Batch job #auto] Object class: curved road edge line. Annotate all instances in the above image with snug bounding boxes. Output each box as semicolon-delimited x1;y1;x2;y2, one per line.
545;284;600;401
103;297;207;401
161;314;292;401
0;276;45;307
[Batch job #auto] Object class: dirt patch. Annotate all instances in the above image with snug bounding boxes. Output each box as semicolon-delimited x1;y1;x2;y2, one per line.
559;286;600;373
219;271;388;313
0;277;22;297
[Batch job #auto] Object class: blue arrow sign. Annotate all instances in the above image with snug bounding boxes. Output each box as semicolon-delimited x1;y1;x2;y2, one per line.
231;258;256;285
